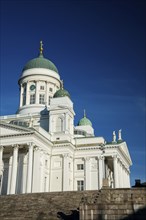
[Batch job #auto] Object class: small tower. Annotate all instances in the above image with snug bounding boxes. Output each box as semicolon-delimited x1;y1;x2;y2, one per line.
75;110;94;137
49;83;75;138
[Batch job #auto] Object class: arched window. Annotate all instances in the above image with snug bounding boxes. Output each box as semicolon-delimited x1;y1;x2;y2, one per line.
55;117;64;132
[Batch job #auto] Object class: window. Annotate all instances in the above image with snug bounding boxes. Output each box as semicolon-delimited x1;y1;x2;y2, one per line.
22;94;26;106
49;88;53;92
77;164;84;170
30;94;35;104
39;94;45;104
40;86;44;90
77;180;84;191
48;96;52;105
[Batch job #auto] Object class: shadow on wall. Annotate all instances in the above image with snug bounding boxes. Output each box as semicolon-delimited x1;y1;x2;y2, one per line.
57;210;79;220
36;208;146;220
122;207;146;220
36;209;79;220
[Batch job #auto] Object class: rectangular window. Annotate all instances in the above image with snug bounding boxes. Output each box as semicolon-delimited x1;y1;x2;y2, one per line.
30;94;35;104
77;164;84;170
48;96;52;105
40;86;44;90
39;94;45;104
22;94;26;106
49;88;53;92
77;180;84;191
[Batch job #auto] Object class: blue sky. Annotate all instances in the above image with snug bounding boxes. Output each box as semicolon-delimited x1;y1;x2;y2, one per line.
0;0;145;186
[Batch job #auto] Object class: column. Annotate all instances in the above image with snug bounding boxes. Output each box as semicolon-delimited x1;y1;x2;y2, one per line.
98;156;103;189
102;156;105;179
63;153;69;191
0;146;4;194
127;169;130;187
19;84;23;107
7;156;12;194
26;143;34;193
113;155;119;188
26;81;30;105
0;146;3;175
9;145;19;194
119;162;123;188
124;168;128;187
32;147;41;193
85;157;90;190
35;81;39;104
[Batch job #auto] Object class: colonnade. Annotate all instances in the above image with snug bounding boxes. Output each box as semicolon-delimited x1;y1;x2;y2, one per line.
113;155;130;188
0;143;34;195
19;81;58;107
0;145;131;195
84;155;130;190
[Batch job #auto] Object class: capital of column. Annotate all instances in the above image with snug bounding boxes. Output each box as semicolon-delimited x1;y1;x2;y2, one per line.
0;146;4;151
34;146;40;152
27;142;35;147
112;154;118;160
98;155;104;160
63;153;70;158
85;157;90;162
12;144;19;150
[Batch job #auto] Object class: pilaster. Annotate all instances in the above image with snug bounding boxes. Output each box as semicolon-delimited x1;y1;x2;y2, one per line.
85;157;91;190
63;153;69;191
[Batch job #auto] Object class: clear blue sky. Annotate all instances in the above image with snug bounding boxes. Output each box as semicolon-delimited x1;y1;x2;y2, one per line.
0;0;145;186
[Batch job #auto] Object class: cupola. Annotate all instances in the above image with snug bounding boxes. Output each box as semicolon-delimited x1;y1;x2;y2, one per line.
53;81;70;99
78;110;92;127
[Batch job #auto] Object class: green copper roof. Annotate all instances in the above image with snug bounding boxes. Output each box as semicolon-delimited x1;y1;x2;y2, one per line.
53;87;70;98
22;54;58;73
78;111;92;127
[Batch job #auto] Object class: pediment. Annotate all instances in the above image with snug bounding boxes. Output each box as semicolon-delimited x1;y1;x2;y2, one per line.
0;122;32;137
119;142;132;164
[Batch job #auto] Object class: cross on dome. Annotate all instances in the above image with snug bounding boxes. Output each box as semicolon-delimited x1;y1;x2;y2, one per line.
39;40;43;56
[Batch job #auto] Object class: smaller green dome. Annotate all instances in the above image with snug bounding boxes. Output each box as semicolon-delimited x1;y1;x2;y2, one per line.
53;88;70;98
78;111;92;127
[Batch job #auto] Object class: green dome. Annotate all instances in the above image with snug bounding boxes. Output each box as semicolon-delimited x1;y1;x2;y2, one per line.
53;88;70;98
22;54;58;73
78;112;92;126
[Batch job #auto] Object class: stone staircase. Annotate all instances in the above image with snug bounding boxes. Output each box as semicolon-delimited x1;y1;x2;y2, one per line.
0;190;97;220
0;189;146;220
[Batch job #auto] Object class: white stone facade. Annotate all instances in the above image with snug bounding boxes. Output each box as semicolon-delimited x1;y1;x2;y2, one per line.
0;46;132;195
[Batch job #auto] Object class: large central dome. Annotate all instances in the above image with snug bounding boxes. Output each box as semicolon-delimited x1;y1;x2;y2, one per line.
22;54;58;73
22;41;58;73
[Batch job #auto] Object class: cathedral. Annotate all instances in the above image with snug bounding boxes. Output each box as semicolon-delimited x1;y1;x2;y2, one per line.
0;42;132;195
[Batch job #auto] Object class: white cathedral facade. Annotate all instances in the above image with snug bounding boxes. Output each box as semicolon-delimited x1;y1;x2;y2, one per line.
0;42;132;195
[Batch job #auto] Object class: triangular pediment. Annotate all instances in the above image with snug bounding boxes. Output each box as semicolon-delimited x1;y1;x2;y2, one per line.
0;122;33;136
119;142;132;164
